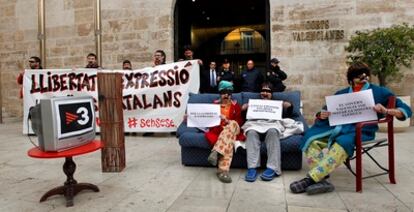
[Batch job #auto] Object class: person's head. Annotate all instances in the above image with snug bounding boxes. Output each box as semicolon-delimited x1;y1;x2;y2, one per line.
270;58;280;67
209;61;216;70
218;80;234;103
183;46;193;60
153;50;166;66
222;59;230;70
86;53;98;68
260;82;273;100
347;62;371;86
122;60;132;70
247;60;254;70
28;56;41;69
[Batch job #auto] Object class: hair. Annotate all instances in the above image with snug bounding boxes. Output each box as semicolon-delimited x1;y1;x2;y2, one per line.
261;81;274;91
30;56;41;63
123;60;131;65
346;62;371;85
155;50;166;64
87;53;97;59
29;56;43;68
183;45;193;52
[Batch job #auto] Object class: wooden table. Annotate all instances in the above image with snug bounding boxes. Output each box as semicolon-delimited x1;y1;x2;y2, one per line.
28;140;102;207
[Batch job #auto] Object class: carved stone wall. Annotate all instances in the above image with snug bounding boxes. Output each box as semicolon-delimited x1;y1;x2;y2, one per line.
1;0;413;125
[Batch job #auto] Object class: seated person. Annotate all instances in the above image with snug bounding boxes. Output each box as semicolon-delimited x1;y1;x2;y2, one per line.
206;80;245;183
242;82;304;182
290;62;412;195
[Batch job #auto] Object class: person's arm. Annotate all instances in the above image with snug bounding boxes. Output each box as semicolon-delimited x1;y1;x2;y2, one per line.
373;103;411;120
282;101;294;118
275;68;287;81
17;72;23;85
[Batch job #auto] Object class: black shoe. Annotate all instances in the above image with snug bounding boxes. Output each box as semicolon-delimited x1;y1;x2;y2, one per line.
290;177;315;194
207;151;218;166
306;179;335;195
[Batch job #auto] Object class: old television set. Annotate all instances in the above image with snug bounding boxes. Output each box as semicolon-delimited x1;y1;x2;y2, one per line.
30;96;96;152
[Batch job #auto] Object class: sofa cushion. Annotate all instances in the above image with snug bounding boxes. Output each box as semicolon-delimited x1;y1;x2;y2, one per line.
179;131;211;149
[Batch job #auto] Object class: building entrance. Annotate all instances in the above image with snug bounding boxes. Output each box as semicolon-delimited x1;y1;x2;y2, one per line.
174;0;270;90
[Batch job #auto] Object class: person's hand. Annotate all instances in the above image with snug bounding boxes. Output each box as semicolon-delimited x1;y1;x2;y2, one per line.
220;115;229;124
282;101;291;108
241;103;248;111
373;104;387;114
319;111;331;119
197;59;203;65
183;114;188;122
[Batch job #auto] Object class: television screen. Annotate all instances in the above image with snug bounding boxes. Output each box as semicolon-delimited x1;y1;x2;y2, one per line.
30;96;96;152
56;99;94;139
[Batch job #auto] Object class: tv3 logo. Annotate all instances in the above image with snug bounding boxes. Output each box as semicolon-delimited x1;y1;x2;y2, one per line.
65;107;90;125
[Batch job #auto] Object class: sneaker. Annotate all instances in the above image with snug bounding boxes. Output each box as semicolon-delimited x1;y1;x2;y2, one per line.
260;168;278;181
306;179;335;195
245;168;258;182
207;150;218;166
217;171;232;183
290;177;315;194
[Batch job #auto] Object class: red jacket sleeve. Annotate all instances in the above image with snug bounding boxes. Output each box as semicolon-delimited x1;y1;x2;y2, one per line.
17;73;23;85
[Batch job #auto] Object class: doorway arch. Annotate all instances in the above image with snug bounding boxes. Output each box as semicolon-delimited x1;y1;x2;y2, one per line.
173;0;270;74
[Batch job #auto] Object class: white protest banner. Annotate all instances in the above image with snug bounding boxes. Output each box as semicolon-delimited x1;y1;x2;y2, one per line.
246;99;283;120
22;60;200;133
326;89;378;126
187;104;220;127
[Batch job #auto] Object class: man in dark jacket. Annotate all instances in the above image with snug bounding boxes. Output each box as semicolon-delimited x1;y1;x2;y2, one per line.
200;61;219;93
218;59;235;83
240;60;263;92
266;58;287;92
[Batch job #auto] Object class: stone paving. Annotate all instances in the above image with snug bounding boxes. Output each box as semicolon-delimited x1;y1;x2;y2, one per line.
1;120;413;212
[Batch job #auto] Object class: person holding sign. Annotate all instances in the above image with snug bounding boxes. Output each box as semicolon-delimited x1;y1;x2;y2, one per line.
206;81;245;183
242;82;304;182
290;62;412;195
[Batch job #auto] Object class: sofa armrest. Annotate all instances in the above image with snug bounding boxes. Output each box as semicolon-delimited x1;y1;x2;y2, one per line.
176;121;201;137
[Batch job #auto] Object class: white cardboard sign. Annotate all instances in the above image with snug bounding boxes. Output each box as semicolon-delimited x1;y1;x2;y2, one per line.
187;104;221;127
246;99;283;120
326;89;378;126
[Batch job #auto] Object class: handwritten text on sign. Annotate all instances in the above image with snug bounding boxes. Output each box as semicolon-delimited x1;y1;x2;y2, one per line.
187;104;220;128
326;89;378;126
246;99;283;120
22;60;200;133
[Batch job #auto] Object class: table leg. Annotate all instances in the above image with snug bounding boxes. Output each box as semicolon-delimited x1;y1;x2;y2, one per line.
40;157;99;207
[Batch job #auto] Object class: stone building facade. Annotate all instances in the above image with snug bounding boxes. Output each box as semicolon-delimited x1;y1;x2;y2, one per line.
1;0;413;124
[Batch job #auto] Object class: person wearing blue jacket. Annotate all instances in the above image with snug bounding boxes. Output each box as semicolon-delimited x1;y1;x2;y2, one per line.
290;62;412;195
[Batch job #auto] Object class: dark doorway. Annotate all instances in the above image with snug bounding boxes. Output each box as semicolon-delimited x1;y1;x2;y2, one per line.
174;0;270;89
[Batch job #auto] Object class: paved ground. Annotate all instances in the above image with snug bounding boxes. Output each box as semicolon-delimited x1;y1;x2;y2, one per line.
1;120;413;212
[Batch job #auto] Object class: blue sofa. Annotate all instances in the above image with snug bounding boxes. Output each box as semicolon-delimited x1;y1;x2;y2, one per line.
176;91;308;170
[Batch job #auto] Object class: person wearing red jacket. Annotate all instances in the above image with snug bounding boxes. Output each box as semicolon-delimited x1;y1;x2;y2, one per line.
205;80;245;183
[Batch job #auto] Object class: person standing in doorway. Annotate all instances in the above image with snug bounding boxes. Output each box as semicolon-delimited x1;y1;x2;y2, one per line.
240;60;264;92
266;58;287;92
200;61;219;93
218;59;235;84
